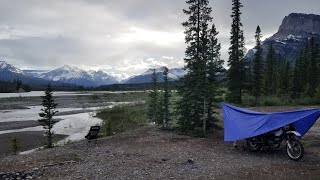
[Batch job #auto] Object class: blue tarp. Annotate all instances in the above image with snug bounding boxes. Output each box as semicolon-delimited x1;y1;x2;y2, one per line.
222;103;320;142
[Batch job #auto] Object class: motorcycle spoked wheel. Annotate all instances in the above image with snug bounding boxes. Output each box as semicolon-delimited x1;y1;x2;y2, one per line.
246;139;262;152
286;139;304;161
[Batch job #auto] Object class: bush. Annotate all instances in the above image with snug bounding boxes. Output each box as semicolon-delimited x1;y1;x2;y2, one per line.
11;135;20;155
291;97;320;105
242;94;320;107
260;96;283;106
90;94;100;100
96;103;147;136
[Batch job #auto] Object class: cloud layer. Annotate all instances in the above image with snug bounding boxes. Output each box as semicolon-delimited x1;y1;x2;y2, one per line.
0;0;319;78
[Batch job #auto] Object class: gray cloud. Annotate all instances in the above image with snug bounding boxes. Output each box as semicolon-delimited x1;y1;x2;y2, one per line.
0;0;319;78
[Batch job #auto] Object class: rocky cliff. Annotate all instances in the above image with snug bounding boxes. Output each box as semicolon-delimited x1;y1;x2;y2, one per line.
246;13;320;64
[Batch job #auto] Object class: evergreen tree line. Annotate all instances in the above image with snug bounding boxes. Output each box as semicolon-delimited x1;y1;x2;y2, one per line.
249;31;320;101
149;0;320;136
0;79;31;92
148;68;171;128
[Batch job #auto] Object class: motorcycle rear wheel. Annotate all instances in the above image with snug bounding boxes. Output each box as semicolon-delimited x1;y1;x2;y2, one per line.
247;139;262;152
286;139;304;161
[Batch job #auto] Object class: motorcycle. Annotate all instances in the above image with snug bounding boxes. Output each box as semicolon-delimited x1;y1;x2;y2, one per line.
245;124;304;161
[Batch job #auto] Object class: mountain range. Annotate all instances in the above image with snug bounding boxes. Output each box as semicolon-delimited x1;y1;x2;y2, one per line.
0;61;186;87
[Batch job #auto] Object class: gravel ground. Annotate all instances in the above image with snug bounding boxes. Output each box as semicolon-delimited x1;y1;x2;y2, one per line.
0;123;319;180
0;104;319;179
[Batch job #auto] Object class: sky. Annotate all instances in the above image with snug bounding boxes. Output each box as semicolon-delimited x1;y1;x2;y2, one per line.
0;0;319;79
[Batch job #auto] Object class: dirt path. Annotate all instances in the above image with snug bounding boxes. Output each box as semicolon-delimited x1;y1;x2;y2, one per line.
0;124;319;179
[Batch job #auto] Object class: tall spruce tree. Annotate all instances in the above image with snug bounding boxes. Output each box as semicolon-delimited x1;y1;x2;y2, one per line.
227;0;245;104
39;84;58;148
292;52;304;98
264;44;275;95
206;23;223;129
162;67;170;128
252;25;263;102
307;37;318;97
277;56;290;96
177;0;214;134
148;69;158;123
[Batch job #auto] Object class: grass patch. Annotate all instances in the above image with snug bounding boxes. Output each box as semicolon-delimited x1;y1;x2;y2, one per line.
242;95;320;107
101;92;149;102
90;94;100;100
96;103;148;136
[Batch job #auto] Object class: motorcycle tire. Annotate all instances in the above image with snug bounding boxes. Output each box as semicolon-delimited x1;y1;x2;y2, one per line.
286;139;304;161
247;139;261;152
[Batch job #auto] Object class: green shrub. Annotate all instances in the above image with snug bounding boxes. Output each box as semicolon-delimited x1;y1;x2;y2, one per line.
11;135;20;155
97;103;147;136
260;96;283;106
90;94;100;100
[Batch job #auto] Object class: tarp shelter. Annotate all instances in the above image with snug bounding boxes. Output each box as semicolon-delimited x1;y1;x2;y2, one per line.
222;103;320;142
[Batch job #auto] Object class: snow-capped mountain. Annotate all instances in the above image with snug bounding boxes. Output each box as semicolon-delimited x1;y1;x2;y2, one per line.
246;13;320;64
124;66;187;84
34;65;118;87
0;61;68;86
0;61;24;74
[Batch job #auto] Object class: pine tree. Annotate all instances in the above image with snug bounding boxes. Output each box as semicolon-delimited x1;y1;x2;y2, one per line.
307;37;318;97
277;56;290;96
39;84;58;148
206;23;223;129
156;90;164;125
162;67;170;128
11;135;20;155
227;0;245;104
292;52;304;98
264;44;275;95
177;0;213;134
252;25;263;102
147;69;158;123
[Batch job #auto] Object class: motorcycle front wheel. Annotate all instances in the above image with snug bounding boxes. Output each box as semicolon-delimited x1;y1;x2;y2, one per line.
286;139;304;161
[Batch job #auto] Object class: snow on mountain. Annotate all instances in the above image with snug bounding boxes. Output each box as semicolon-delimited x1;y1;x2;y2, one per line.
22;70;49;77
124;66;186;84
141;66;167;75
0;61;24;74
38;65;118;87
40;65;89;81
0;61;69;86
0;61;7;69
245;13;320;64
169;68;187;78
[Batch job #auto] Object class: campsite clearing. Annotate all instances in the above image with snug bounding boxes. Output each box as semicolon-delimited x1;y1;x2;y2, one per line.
0;117;319;179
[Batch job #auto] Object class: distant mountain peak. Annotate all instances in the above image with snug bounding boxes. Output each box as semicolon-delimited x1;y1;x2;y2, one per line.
246;12;320;64
0;60;23;74
278;13;320;35
59;65;80;72
142;66;168;75
0;61;8;69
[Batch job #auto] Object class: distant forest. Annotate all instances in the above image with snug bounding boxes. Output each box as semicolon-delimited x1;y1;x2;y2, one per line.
242;36;320;105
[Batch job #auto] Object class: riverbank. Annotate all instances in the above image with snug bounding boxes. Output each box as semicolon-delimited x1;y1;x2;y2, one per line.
0;91;148;156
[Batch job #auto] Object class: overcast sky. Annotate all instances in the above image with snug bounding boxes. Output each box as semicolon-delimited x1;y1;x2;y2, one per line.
0;0;319;79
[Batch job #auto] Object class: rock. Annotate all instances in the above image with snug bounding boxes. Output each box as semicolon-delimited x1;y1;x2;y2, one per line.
279;13;320;34
162;158;169;162
246;13;320;64
187;159;194;164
